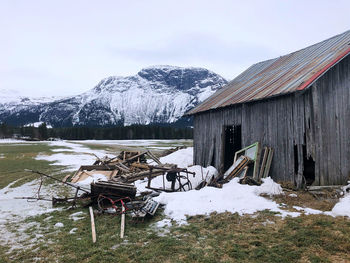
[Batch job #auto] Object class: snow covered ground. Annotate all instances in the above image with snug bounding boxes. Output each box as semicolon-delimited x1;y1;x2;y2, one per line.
331;185;350;217
0;138;44;144
34;139;192;172
135;146;350;224
74;139;192;147
35;140;113;171
0;180;60;251
154;177;298;225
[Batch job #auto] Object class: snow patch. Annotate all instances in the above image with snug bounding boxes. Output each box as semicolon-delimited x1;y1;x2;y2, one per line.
35;140;111;171
69;228;78;234
0;178;61;250
156;147;193;167
36;153;96;171
154;178;298;224
332;195;350;217
331;183;350;217
54;222;64;228
156;219;172;228
255;177;284;196
0;139;42;144
69;211;85;221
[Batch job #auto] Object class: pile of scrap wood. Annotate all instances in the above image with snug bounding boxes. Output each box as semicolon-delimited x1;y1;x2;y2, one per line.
69;150;162;183
201;143;274;189
69;150;195;188
64;150;196;215
23;149;197;243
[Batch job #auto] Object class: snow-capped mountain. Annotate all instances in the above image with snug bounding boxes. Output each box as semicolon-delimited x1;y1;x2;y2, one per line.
0;66;227;127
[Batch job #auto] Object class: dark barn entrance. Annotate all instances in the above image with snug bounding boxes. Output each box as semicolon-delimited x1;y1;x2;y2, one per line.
222;125;242;172
294;144;316;186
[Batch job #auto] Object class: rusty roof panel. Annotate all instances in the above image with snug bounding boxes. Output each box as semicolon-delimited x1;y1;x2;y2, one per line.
187;30;350;115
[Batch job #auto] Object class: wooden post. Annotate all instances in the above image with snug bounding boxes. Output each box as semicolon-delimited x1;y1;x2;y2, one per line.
263;148;274;178
296;144;304;189
89;206;96;243
259;147;269;180
120;206;125;239
147;168;152;188
252;142;261;180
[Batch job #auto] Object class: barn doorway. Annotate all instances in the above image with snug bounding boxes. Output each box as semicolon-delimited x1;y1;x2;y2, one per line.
294;144;315;186
223;125;242;172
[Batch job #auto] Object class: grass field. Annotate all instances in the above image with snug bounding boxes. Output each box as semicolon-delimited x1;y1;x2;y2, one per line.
0;140;349;263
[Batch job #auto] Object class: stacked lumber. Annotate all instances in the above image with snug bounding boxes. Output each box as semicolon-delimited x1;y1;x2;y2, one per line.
218;143;275;186
222;156;251;182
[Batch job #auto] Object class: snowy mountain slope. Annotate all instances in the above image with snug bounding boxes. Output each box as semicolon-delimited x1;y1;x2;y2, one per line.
0;66;227;127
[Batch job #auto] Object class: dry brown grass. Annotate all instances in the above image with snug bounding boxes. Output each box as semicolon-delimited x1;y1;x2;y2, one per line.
272;189;339;211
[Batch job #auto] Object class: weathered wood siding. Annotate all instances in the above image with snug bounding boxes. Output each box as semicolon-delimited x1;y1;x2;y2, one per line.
193;55;350;185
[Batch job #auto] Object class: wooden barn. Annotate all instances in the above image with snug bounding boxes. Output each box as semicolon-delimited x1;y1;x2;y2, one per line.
186;30;350;187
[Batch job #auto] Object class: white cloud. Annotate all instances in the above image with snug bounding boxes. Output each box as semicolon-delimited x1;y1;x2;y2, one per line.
0;0;349;97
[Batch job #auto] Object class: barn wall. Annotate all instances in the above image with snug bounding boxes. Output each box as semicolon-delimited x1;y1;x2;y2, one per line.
193;55;350;186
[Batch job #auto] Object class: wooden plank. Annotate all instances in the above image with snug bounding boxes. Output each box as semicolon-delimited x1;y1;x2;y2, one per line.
307;185;344;191
236;166;249;179
263;148;274;178
253;142;261;180
89;206;96;243
121;152;147;164
258;147;268;180
120;206;125;239
146;150;162;165
223;156;250;181
234;142;260;180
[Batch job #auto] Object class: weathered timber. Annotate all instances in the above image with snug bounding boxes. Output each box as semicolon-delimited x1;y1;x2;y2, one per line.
120;206;125;239
258;147;269;180
90;181;136;202
263;148;274;179
89;206;97;243
119;169;165;181
147;150;162;165
222;156;250;181
121;152;148;164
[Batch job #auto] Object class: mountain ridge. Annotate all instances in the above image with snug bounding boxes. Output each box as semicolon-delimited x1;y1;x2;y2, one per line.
0;66;227;127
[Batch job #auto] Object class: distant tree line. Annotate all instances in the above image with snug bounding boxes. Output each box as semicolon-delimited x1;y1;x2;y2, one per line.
0;123;193;140
0;123;50;140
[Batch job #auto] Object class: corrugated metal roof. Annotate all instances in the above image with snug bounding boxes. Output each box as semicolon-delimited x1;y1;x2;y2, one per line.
187;30;350;115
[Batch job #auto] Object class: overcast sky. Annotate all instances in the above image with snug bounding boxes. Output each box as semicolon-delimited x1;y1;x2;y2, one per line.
1;0;350;97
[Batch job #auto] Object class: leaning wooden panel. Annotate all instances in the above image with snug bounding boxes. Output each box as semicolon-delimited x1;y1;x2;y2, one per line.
258;147;269;180
234;142;260;180
263;148;274;178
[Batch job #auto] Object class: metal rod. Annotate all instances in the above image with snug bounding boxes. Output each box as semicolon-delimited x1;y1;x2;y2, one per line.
24;169;90;193
14;197;52;201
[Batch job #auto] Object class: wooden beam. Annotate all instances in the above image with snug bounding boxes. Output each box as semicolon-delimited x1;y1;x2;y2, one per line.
263;148;274;178
120;206;125;239
258;147;269;180
89;206;96;243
